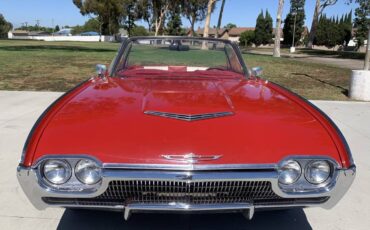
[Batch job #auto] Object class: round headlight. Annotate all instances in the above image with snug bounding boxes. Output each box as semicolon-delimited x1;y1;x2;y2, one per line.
75;159;102;185
278;160;301;185
305;160;331;184
43;160;72;185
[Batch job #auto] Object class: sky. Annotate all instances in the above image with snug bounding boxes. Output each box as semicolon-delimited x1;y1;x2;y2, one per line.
0;0;357;29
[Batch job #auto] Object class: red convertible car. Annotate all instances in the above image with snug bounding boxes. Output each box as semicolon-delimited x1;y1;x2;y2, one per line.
17;37;355;220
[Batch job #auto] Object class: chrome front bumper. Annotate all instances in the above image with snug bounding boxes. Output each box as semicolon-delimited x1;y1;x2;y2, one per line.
17;163;356;219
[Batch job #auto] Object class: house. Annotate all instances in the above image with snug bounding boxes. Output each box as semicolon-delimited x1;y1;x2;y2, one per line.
7;30;50;38
10;30;29;36
195;27;284;43
28;31;50;36
195;27;255;42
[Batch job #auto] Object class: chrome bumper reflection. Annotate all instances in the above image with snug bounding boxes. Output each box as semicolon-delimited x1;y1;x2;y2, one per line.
17;165;356;217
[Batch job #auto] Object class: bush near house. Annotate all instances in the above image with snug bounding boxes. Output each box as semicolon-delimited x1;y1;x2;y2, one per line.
239;30;255;47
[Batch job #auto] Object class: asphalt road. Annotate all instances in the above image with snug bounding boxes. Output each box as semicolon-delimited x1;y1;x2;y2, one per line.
1;91;369;230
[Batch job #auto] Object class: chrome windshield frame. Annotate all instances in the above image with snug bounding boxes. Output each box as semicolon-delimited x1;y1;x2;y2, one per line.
109;36;250;79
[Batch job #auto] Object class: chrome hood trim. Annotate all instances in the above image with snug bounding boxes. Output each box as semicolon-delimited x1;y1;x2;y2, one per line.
144;111;234;121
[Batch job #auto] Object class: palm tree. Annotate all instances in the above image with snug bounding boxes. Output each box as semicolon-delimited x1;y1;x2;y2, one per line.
216;0;226;38
273;0;284;57
202;0;216;49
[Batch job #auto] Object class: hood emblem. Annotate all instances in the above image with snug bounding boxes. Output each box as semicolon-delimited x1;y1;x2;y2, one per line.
144;111;233;122
162;153;222;163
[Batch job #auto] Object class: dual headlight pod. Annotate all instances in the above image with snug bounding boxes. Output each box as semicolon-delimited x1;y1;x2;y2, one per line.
43;160;72;185
42;159;102;185
278;159;332;185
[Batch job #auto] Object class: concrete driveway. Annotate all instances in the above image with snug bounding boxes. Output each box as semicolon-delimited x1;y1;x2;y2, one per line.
247;50;364;70
0;91;369;230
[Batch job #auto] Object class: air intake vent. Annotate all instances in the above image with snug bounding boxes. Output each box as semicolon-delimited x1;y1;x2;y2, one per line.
144;111;234;121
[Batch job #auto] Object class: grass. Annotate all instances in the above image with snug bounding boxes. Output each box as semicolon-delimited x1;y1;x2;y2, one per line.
244;53;350;100
0;39;351;100
0;40;120;91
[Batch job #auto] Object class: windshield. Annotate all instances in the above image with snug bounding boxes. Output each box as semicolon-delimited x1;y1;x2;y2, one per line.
113;37;246;79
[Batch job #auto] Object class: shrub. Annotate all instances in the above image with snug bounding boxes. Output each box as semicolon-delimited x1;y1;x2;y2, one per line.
239;30;255;47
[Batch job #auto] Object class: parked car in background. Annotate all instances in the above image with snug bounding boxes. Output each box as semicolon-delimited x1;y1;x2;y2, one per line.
52;28;72;36
80;31;100;36
17;37;356;221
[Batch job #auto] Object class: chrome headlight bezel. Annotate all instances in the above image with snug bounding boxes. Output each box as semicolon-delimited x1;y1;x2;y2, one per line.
278;160;302;185
37;156;102;191
75;159;102;185
42;159;72;185
278;156;338;194
304;160;332;184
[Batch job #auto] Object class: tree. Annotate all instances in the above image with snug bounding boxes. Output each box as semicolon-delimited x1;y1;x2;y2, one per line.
342;10;353;46
352;0;369;48
123;1;136;37
315;14;344;48
265;10;273;43
55;25;60;32
254;11;265;46
181;0;209;37
239;30;255;47
283;0;306;46
202;0;217;39
0;14;12;38
166;8;184;35
273;0;285;57
131;25;149;36
254;10;272;46
73;0;126;35
152;0;175;36
136;0;154;31
71;18;101;35
215;0;226;38
307;0;338;49
224;23;237;29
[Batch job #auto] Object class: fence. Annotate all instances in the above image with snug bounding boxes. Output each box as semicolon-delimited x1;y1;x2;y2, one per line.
7;32;115;42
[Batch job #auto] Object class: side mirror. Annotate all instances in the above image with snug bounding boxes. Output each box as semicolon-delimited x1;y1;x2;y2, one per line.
96;64;107;77
251;67;263;77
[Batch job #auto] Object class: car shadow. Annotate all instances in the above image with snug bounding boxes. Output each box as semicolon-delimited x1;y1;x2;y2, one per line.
57;208;312;230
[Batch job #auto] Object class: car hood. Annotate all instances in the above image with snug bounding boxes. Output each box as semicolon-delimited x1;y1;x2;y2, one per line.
33;77;340;165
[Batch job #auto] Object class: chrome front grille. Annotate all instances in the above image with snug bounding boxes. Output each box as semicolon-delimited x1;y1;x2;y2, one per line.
42;180;330;207
98;180;279;204
144;111;234;121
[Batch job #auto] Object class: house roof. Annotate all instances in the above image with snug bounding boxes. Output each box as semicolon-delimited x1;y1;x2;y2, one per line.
196;27;227;36
12;30;29;36
28;31;50;36
228;27;255;36
196;27;282;37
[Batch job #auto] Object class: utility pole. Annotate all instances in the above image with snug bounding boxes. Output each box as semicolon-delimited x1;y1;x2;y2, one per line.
36;19;40;30
52;18;54;35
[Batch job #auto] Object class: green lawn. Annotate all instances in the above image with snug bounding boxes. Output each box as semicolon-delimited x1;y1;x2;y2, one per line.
0;40;350;100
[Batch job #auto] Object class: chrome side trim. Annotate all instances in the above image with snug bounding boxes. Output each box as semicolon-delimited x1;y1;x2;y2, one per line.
144;111;234;122
102;163;277;171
